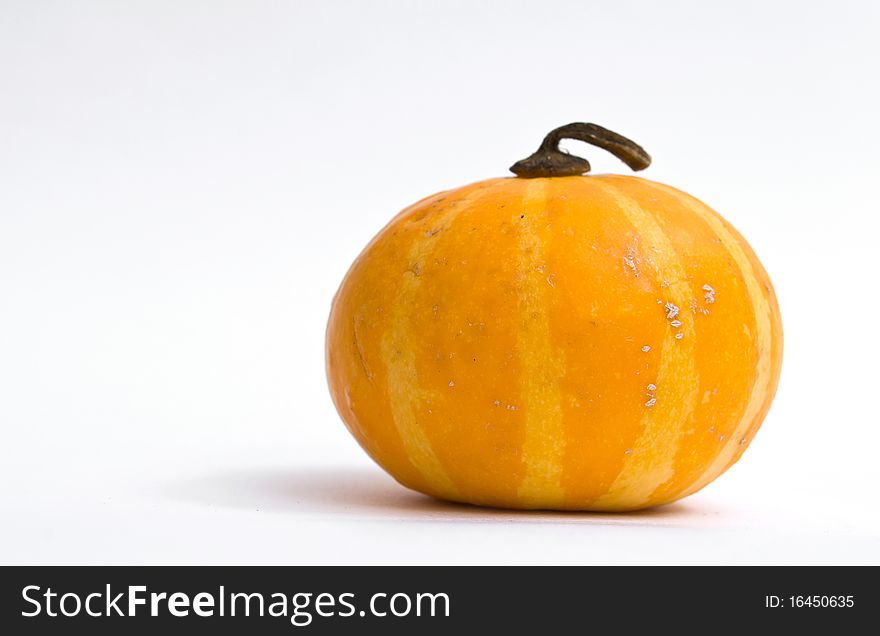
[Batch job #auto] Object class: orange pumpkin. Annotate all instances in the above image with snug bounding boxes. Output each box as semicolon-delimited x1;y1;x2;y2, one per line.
326;123;782;511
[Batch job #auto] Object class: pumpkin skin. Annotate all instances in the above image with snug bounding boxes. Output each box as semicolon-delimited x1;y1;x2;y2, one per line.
326;174;782;511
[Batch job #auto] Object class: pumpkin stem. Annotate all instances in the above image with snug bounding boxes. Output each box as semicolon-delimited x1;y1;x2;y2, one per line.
510;122;651;178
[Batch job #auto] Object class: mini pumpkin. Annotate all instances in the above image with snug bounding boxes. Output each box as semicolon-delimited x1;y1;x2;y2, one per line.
326;123;782;511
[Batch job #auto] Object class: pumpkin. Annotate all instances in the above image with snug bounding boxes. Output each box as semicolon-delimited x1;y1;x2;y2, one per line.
325;123;782;511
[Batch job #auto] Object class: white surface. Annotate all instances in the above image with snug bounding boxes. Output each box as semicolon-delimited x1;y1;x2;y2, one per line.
1;1;879;565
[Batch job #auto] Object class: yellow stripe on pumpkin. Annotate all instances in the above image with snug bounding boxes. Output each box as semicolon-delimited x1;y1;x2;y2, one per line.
647;182;775;498
591;180;700;510
380;183;501;500
515;179;568;507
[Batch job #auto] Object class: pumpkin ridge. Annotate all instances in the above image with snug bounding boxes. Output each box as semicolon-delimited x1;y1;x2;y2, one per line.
514;179;568;508
589;178;700;510
644;181;778;498
379;181;505;500
602;175;759;506
706;211;783;473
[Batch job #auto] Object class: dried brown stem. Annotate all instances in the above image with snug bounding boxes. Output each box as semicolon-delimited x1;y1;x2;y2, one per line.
510;122;651;178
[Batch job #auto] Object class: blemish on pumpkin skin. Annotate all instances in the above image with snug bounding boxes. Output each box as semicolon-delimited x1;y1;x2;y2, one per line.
641;345;651;352
623;247;640;277
352;316;374;382
644;398;657;408
703;284;716;304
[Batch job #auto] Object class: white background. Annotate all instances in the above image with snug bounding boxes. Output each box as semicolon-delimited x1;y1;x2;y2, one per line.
1;1;878;565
